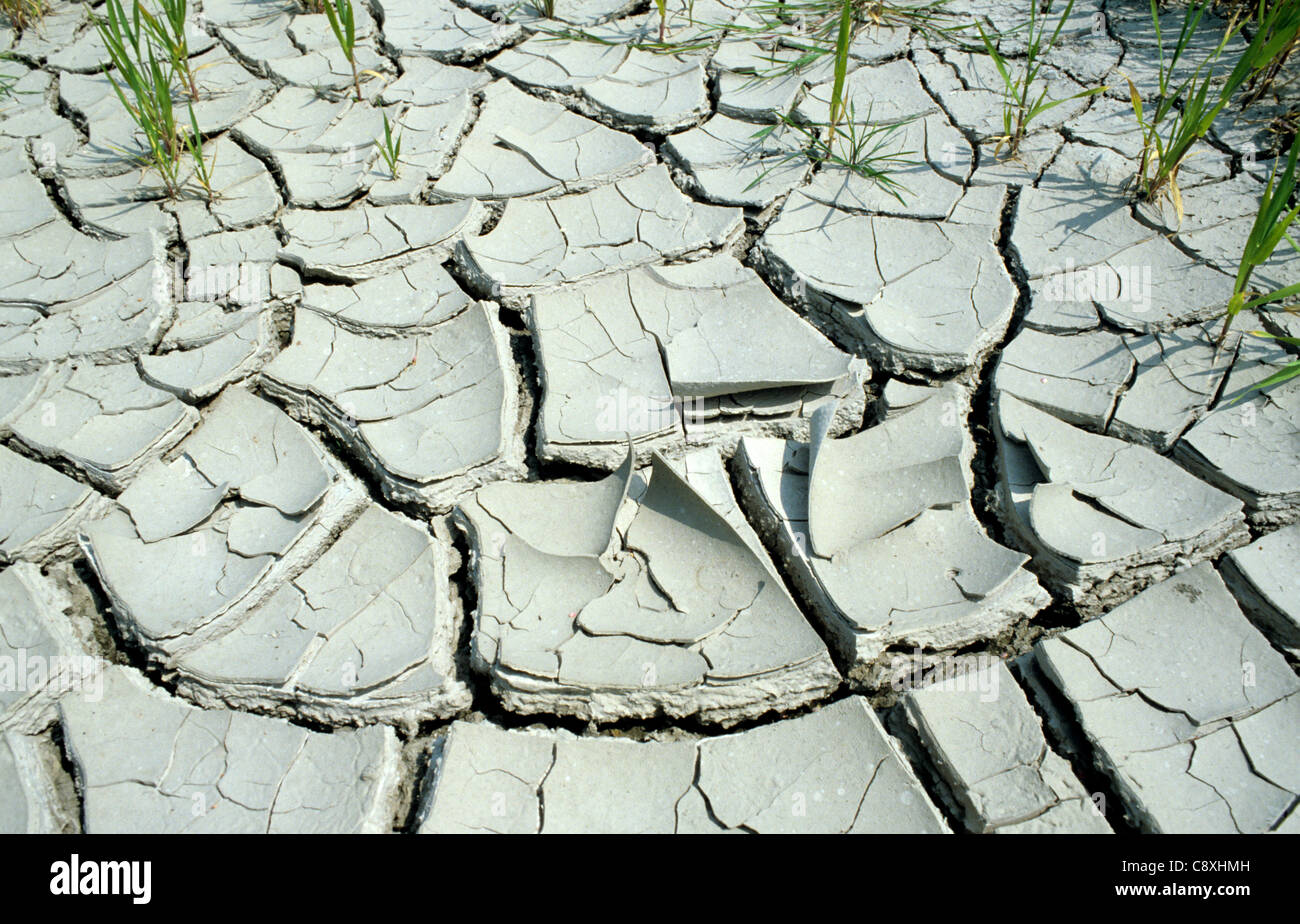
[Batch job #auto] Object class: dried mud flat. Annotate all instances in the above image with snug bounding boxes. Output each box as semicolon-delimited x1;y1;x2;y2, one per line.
1;0;1298;834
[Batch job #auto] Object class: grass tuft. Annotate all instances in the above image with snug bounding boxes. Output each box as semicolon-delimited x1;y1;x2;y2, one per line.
748;105;919;203
976;0;1105;157
322;0;363;102
1217;131;1300;347
375;110;402;179
94;0;215;200
1128;0;1300;217
138;0;200;100
0;0;47;31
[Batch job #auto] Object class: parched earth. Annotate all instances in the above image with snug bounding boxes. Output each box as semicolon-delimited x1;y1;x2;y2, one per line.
1;0;1298;834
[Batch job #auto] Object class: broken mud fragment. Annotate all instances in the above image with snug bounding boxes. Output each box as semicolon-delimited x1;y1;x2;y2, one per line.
1033;564;1300;833
993;393;1249;614
1220;524;1300;658
262;295;526;514
419;697;948;833
899;659;1111;833
456;448;841;725
754;187;1015;376
59;666;402;833
735;386;1048;678
455;165;742;304
529;254;867;469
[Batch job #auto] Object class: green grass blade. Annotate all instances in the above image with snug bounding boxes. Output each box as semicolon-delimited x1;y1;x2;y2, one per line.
1236;360;1300;397
827;0;852;129
1243;282;1300;310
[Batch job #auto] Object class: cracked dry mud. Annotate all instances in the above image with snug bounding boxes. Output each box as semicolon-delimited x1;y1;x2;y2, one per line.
0;0;1296;835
